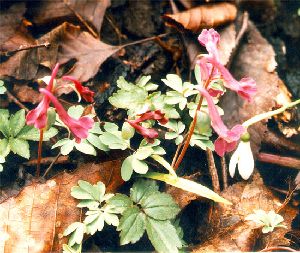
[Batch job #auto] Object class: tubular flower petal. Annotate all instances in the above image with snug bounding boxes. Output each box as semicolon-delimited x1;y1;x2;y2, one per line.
40;88;94;143
135;110;168;125
207;58;257;102
198;28;220;61
229;140;254;180
62;76;95;103
26;63;60;129
197;86;245;156
126;120;158;143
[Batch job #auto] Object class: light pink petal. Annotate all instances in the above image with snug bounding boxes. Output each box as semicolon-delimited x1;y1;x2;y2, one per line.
198;28;220;61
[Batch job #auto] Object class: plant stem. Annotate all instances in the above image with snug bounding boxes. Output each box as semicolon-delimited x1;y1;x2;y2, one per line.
242;99;300;128
36;129;44;178
173;69;214;170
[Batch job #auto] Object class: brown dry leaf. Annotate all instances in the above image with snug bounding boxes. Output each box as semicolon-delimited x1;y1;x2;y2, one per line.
193;173;298;252
0;160;123;253
163;2;237;33
29;0;110;34
13;84;43;104
221;22;291;156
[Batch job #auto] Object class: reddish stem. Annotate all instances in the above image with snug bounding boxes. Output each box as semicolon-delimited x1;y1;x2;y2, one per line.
257;152;300;170
36;129;44;178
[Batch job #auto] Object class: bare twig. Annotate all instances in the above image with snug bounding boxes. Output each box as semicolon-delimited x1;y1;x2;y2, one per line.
276;183;298;214
63;0;99;38
6;90;29;112
257;153;300;170
206;149;220;193
24;156;69;166
42;152;63;178
220;156;228;190
1;42;50;56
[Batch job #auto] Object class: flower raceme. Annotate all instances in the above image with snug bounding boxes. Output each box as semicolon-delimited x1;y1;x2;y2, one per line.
40;89;94;143
126;110;168;143
26;64;95;142
197;86;245;156
197;28;257;102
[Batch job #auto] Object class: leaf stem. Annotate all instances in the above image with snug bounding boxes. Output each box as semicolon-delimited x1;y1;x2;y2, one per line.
242;99;300;128
36;129;44;178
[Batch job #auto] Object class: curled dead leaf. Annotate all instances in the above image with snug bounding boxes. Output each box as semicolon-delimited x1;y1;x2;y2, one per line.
163;2;237;32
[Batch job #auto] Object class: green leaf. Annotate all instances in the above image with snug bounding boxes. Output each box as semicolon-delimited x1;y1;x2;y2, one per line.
103;212;119;226
194;111;211;135
190;134;214;151
67;105;84;119
194;64;202;85
63;243;82;253
17;126;58;141
121;155;134;181
135;146;153;160
132;157;149;174
142;172;232;205
78;180;104;201
9;109;25;137
0;110;10;138
121;122;135;140
77;200;99;209
103;122;119;132
0;139;10;157
84;211;105;235
117;206;146;245
0;164;3;172
151;154;176;176
89;122;103;134
46;108;57;130
87;133;109;151
130;179;159;204
64;222;86;247
61;140;75;155
99;132;128;150
162;74;183;92
74;140;96;155
165;132;178;140
9;138;30;159
141;192;180;220
145;218;182;253
137;76;151;87
106;194;133;214
71;186;95;200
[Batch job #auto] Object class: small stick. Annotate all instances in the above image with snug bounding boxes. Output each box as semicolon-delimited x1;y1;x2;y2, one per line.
206;149;220;193
1;42;50;56
24;155;69;166
36;129;44;178
220;156;228;190
6;90;29;112
276;185;297;214
63;0;99;39
257;153;300;170
42;152;62;178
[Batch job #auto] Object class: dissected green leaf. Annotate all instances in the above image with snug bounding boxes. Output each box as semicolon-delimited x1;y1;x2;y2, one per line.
89;122;103;134
9;109;25;137
0;139;10;157
0;80;7;94
67;105;84;119
162;74;183;92
130;179;159;204
64;222;86;247
121;155;134;181
121;122;135;140
87;133;109;151
117;206;146;245
0;110;10;138
141;192;180;220
17;126;58;141
106;194;133;214
9;138;30;159
99;132;128;150
145;217;182;253
84;210;105;235
132;156;149;174
74;140;96;155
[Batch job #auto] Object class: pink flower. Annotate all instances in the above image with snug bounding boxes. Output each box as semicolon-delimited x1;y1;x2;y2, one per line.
197;29;257;102
62;76;95;103
126;120;159;143
198;28;220;61
26;63;60;129
197;86;245;156
126;110;168;143
40;88;94;143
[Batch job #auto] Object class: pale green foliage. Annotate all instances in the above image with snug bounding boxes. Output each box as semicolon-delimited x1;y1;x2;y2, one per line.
65;179;185;253
245;210;287;234
0;109;57;168
0;80;7;94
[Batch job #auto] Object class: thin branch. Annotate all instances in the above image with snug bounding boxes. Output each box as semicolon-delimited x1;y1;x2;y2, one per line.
42;152;63;178
6;90;29;112
206;149;220;193
257;153;300;170
220;156;228;190
1;42;50;56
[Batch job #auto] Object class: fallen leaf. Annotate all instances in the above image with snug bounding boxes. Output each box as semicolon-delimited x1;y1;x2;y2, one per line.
193;173;298;252
29;0;110;34
0;160;123;253
163;3;237;33
13;84;43;104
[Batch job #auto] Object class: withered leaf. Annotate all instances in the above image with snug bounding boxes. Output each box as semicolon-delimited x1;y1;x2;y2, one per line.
29;0;110;34
0;160;123;253
163;3;237;33
193;173;298;252
13;84;43;104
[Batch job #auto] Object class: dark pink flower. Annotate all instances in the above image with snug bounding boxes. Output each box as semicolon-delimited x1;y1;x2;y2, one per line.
135;110;168;125
26;63;60;129
197;86;245;156
40;88;94;143
62;76;95;103
126;120;158;143
198;28;220;61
